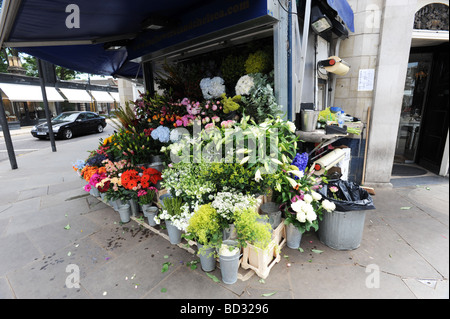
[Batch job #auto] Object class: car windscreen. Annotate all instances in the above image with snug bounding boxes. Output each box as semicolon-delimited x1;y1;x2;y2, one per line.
53;113;80;122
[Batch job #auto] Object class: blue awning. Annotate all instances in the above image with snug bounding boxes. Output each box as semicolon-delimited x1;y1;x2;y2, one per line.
0;0;210;77
1;0;354;77
327;0;355;32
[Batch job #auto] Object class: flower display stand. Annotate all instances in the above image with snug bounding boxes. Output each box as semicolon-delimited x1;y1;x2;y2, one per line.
240;219;286;279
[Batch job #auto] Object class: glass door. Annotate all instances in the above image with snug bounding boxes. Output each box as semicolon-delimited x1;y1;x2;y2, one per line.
394;53;432;163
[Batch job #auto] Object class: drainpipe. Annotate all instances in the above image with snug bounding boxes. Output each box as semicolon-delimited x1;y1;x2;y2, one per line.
287;0;293;121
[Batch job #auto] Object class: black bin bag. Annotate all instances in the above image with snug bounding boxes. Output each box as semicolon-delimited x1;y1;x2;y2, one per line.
318;180;375;212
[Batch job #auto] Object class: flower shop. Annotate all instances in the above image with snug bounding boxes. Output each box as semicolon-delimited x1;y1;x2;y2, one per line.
72;28;374;283
66;0;372;284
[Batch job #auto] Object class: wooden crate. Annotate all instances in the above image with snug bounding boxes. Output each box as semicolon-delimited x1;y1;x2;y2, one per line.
241;220;286;279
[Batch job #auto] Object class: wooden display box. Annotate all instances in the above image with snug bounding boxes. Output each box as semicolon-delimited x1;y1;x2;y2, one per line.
241;219;286;279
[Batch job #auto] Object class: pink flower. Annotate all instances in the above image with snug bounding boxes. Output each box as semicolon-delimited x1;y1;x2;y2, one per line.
138;190;147;197
84;184;92;192
212;105;217;111
205;123;215;130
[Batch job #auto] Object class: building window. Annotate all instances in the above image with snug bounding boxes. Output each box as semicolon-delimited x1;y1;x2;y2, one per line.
414;3;449;30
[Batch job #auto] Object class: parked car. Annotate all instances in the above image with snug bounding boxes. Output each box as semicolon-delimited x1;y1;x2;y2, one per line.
31;111;107;140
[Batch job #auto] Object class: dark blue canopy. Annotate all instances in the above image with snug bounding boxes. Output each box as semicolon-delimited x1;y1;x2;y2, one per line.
1;0;354;77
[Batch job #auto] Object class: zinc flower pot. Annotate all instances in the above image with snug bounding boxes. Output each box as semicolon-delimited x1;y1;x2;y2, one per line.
260;202;282;229
218;240;240;285
318;210;366;250
128;199;139;217
197;243;216;272
165;220;182;244
118;204;131;223
89;187;100;197
142;205;158;226
286;223;302;249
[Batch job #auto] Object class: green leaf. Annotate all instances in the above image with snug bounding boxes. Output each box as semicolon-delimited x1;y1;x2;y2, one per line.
311;249;323;254
400;207;411;210
261;292;276;297
161;262;172;273
161;288;167;293
298;247;304;253
64;224;71;230
206;273;221;283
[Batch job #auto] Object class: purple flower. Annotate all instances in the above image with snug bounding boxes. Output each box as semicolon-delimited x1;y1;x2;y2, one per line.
291;152;309;178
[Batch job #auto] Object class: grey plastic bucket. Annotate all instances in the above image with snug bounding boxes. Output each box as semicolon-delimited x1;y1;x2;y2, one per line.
318;210;366;250
165;220;182;244
197;243;216;272
142;205;158;226
118;204;131;223
218;240;240;285
286;223;302;249
260;202;282;229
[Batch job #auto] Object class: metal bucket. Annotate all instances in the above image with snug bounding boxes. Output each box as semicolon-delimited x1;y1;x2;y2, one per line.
300;110;319;132
318;210;366;250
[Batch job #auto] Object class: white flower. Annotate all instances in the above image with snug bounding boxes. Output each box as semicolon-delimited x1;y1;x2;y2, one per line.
303;194;313;204
296;211;306;223
200;77;225;99
235;75;254;96
288;170;304;179
311;190;322;201
254;169;263;182
322;199;336;212
286;121;296;133
306;210;317;223
291;200;304;214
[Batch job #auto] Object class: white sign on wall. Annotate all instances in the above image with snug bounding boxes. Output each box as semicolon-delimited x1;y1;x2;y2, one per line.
358;69;375;91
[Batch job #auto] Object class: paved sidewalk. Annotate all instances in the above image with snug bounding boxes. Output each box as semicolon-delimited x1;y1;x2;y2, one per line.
0;135;448;300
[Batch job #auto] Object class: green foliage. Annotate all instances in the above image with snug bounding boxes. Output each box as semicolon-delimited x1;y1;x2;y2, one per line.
162;196;183;218
186;204;222;246
240;72;281;123
233;207;272;249
221;54;246;94
220;93;241;114
245;50;272;74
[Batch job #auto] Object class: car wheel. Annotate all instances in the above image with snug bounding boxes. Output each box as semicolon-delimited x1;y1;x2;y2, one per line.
63;128;73;139
96;124;104;133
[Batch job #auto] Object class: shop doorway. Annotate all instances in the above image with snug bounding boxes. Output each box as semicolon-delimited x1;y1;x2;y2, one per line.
394;43;449;175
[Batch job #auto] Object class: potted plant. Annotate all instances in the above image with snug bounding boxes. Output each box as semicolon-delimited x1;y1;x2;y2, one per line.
218;240;241;285
155;196;185;244
138;186;158;226
185;203;222;272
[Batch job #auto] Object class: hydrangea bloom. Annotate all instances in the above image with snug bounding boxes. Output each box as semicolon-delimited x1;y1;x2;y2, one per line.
151;125;170;143
235;75;254;96
200;77;226;99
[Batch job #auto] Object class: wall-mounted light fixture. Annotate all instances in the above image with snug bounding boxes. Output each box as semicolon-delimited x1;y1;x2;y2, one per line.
310;6;332;34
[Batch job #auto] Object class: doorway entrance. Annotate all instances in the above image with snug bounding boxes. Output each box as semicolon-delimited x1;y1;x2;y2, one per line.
394;43;449;176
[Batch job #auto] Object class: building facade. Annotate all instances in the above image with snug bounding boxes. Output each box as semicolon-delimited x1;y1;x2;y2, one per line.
333;0;449;186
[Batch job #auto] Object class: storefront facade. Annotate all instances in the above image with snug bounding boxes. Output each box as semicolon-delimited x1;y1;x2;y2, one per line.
0;73;120;129
332;0;449;186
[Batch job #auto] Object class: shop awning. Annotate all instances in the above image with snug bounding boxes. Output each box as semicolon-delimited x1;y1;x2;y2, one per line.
110;92;120;102
58;88;92;103
0;83;65;102
326;0;354;32
90;90;115;103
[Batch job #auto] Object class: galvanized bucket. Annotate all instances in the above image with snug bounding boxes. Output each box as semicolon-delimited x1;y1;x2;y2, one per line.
318;210;366;250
